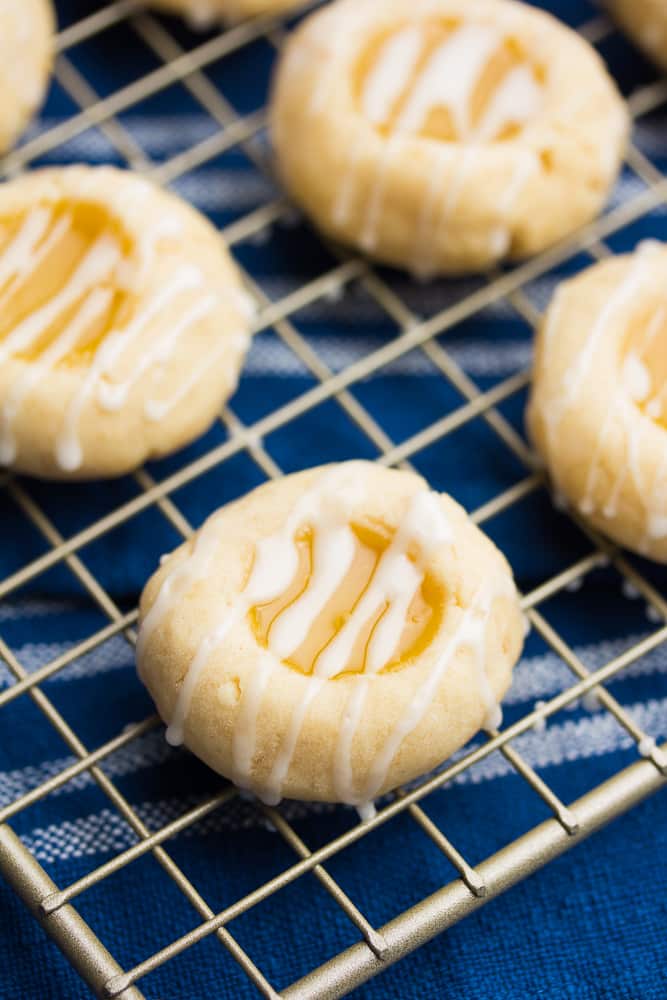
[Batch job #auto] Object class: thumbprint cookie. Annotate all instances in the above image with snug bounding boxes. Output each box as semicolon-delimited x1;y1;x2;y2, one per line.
0;166;253;480
0;0;54;155
527;242;667;563
151;0;304;27
137;461;524;807
608;0;667;70
270;0;629;276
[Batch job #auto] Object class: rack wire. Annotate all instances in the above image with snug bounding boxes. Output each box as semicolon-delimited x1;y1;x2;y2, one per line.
0;2;666;997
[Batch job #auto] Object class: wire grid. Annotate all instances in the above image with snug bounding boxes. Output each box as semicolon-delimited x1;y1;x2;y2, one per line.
0;2;666;997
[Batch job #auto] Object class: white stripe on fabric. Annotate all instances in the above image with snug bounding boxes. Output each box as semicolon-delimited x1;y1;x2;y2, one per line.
0;732;172;808
505;630;666;705
2;628;663;700
2;660;661;809
29;115;667;169
241;334;532;378
0;599;78;622
25;115;662;212
0;634;133;689
18;697;667;864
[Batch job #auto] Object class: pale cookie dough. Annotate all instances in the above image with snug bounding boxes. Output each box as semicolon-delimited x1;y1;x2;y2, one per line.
137;461;524;807
527;241;667;564
151;0;304;28
608;0;667;71
0;0;54;155
0;165;254;480
270;0;629;277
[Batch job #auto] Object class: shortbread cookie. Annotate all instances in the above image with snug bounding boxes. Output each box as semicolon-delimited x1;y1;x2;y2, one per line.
270;0;629;276
0;0;54;154
608;0;667;71
151;0;303;27
137;461;524;806
527;241;667;563
0;166;253;480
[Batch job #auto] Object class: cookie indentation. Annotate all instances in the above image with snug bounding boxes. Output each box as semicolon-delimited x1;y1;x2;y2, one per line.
355;20;544;143
249;521;445;678
0;201;134;367
0;165;252;478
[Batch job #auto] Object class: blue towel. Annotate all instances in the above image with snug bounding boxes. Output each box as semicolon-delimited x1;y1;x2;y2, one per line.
1;1;666;998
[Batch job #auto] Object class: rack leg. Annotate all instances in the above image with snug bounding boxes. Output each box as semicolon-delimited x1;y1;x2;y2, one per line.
0;824;143;1000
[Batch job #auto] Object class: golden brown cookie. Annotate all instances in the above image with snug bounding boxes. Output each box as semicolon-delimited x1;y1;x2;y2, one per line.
0;0;54;154
270;0;629;276
137;462;524;806
0;166;253;479
527;242;667;563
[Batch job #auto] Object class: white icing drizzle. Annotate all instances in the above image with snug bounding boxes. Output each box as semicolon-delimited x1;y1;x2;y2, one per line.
541;247;654;448
345;20;544;269
359;575;513;803
475;64;542;142
332;133;367;229
361;26;424;126
161;465;366;752
413;145;479;277
0;232;121;364
268;525;357;659
0;203;244;472
360;135;402;252
412;146;455;278
143;463;512;806
95;270;209;413
0;207;53;293
541;246;667;547
144;333;225;424
394;25;500;137
0;288;113;465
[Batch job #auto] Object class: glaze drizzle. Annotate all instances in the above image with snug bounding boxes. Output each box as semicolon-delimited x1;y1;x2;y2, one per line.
538;242;667;550
328;16;544;270
140;464;514;806
0;199;240;471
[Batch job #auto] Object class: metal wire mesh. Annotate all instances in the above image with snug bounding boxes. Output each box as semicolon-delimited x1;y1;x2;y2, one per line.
0;2;666;998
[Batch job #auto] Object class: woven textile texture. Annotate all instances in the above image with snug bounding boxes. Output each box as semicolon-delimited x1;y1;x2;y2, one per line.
1;1;666;998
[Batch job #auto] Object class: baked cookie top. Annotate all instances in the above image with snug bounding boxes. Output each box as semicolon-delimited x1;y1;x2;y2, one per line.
0;166;253;480
271;0;629;275
0;0;54;154
527;241;667;563
137;461;524;806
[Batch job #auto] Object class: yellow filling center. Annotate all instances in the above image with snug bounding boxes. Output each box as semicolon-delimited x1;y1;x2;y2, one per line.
354;20;544;142
249;521;445;678
0;201;134;367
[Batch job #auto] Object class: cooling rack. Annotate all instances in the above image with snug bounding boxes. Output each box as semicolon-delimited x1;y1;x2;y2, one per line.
0;1;666;997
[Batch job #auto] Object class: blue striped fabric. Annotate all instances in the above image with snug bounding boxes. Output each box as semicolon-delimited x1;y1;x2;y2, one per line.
1;2;667;998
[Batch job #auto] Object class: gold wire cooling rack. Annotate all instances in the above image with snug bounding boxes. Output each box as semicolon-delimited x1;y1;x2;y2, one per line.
0;2;666;997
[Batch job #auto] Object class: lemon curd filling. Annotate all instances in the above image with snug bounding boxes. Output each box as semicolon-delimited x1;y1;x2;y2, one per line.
0;200;134;367
354;20;545;142
249;521;445;678
624;307;667;429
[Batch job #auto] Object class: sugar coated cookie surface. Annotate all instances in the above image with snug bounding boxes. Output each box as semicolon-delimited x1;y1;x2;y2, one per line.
270;0;629;276
151;0;303;27
0;0;54;154
608;0;667;70
527;241;667;563
0;166;253;480
137;462;524;806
